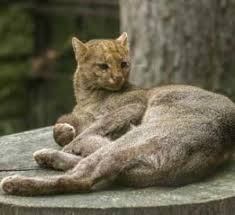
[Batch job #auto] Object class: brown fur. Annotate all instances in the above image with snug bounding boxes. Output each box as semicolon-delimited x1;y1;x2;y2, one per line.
1;33;235;196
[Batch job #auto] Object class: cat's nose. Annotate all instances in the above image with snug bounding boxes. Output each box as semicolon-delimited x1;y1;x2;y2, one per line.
112;74;123;83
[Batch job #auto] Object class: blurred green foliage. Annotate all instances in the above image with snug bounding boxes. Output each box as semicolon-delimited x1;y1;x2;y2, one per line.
0;5;119;136
0;6;33;56
0;6;33;135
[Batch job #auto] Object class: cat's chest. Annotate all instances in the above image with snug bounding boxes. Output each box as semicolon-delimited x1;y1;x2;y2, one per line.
96;90;147;116
77;100;118;120
81;94;131;117
91;97;124;117
77;89;147;120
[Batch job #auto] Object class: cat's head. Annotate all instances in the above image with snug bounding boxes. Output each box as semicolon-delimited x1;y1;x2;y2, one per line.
72;33;130;91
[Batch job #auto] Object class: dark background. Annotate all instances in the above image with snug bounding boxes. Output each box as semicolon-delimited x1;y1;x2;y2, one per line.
0;0;119;135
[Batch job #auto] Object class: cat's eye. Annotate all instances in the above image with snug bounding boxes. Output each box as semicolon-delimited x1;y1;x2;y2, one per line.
98;63;109;70
121;61;129;69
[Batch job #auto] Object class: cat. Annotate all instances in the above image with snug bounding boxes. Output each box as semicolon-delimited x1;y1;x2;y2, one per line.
1;33;235;196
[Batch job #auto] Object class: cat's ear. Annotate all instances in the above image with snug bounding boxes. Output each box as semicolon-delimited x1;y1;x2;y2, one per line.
72;37;88;61
116;32;128;47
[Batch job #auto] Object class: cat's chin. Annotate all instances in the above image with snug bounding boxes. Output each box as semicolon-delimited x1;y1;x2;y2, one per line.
102;85;124;91
100;82;126;91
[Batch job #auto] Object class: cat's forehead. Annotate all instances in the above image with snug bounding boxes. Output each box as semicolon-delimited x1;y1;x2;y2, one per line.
86;39;128;59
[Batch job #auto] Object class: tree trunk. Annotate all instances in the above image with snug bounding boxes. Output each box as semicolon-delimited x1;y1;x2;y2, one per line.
120;0;235;100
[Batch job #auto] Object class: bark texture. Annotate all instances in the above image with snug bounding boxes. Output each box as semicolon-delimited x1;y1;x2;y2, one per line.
120;0;235;100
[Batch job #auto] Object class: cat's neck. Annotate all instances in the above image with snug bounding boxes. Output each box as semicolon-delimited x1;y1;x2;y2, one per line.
73;68;109;106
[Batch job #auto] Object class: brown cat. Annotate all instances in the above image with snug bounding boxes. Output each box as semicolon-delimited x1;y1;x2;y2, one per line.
1;33;235;196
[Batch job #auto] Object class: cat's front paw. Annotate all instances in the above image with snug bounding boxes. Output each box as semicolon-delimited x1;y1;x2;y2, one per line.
33;148;57;168
53;123;76;146
1;175;24;195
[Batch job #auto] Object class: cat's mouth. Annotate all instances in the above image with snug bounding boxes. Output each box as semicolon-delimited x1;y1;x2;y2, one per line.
102;79;125;91
104;86;123;91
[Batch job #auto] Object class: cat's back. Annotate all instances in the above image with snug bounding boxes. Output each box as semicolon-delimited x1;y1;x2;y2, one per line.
144;85;235;123
140;85;235;154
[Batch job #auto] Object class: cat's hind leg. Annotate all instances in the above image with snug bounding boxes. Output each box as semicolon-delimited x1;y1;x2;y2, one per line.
1;173;91;196
1;123;165;196
1;126;158;196
1;152;103;196
34;148;82;171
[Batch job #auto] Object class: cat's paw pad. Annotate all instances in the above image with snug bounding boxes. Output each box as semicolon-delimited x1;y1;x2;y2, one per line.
33;148;57;167
1;175;21;194
53;123;76;146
